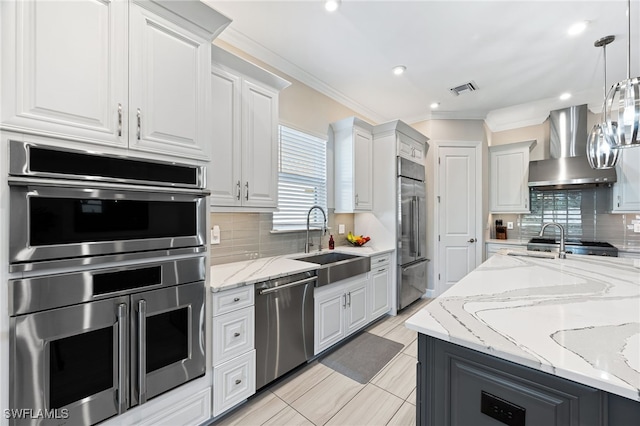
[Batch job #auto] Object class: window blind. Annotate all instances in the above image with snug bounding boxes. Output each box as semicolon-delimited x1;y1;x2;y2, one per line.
273;125;327;230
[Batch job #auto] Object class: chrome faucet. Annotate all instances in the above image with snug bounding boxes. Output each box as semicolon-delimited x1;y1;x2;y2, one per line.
305;205;327;253
539;222;566;259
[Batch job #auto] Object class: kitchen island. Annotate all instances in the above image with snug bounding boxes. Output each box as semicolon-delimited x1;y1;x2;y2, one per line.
405;251;640;425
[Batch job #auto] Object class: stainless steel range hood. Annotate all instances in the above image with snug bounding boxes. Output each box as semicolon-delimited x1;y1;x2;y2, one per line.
528;105;616;189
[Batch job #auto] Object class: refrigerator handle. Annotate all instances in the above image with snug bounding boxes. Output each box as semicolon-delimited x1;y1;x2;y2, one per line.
410;197;416;256
413;196;420;257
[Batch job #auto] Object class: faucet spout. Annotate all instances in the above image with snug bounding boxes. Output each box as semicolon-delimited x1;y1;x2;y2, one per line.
539;222;566;259
306;205;327;253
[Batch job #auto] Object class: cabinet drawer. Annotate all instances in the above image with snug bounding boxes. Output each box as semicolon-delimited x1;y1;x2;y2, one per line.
213;350;256;417
136;387;211;426
371;253;391;268
213;285;254;316
212;306;255;366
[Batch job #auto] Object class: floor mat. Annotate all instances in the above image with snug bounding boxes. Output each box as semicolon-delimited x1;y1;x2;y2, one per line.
319;331;404;384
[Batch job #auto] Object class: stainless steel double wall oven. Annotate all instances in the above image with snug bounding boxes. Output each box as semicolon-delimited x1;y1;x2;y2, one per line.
8;141;209;425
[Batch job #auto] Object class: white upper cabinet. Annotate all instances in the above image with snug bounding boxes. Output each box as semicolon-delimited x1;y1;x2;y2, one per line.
209;45;290;210
612;146;640;212
1;0;231;161
489;140;537;213
333;117;374;212
397;132;424;163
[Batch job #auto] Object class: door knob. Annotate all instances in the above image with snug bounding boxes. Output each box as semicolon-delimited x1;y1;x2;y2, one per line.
468;238;476;243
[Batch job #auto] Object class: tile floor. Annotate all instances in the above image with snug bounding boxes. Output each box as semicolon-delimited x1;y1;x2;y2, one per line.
214;298;432;426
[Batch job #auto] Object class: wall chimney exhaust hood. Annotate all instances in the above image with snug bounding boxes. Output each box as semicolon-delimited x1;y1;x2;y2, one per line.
528;105;616;189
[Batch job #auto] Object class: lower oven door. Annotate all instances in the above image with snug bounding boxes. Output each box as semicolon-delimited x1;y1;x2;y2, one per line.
10;295;130;426
130;281;205;406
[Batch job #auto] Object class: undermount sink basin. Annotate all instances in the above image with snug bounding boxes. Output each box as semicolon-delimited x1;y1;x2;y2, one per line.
294;252;371;286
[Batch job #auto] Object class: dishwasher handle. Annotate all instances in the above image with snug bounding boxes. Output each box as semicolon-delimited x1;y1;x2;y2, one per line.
258;276;317;295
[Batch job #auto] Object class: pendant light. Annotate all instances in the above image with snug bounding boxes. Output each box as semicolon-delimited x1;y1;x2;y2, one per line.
588;35;619;169
604;0;640;148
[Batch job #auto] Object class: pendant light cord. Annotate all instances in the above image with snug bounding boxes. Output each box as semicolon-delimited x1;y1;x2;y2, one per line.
628;0;631;79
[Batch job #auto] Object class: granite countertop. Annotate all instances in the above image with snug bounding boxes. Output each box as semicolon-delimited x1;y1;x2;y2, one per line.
210;245;393;292
405;249;640;402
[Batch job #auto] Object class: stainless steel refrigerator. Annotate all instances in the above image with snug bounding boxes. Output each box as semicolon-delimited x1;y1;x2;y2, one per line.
397;156;428;310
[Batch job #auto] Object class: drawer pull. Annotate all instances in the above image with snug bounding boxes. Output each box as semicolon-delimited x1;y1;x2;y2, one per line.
378;268;386;273
235;379;242;385
233;297;240;302
233;332;241;337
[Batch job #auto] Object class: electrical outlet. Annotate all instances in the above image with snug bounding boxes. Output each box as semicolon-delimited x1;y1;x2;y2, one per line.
507;222;514;230
211;225;220;244
338;224;345;234
634;223;640;233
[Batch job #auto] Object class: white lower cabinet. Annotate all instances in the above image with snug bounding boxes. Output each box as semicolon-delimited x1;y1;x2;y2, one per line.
137;387;212;426
369;253;391;321
213;350;256;416
314;274;368;354
212;285;256;417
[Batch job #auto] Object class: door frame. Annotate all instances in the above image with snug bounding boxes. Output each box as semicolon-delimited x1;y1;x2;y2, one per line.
431;140;483;297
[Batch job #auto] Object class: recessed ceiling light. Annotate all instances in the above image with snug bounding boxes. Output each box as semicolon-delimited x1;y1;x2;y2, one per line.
324;0;341;12
392;65;406;76
430;102;440;109
560;92;572;100
567;21;588;36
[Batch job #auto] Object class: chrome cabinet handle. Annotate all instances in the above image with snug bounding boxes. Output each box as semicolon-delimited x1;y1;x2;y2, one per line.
377;268;386;273
136;108;141;140
235;379;242;385
138;299;147;405
233;297;240;302
468;238;476;243
234;332;241;337
347;292;351;307
245;182;249;201
236;181;241;200
355;194;359;206
117;303;128;414
342;294;346;308
117;103;122;137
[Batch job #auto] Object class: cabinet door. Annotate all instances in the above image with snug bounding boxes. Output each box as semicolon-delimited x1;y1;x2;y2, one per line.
369;267;390;320
314;286;346;354
241;80;279;208
1;0;127;145
345;278;368;336
353;128;373;211
612;147;640;212
128;4;211;160
210;66;242;206
397;134;424;163
490;147;529;213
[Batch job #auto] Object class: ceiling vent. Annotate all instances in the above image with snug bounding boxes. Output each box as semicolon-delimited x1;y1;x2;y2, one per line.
449;81;477;96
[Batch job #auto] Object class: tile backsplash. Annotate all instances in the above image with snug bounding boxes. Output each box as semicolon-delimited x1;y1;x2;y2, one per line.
210;210;354;265
490;187;640;248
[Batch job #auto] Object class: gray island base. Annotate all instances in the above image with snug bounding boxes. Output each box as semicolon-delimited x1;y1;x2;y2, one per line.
416;334;640;426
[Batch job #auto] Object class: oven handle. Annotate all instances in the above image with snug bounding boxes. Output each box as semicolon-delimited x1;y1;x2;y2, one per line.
258;276;316;295
117;303;129;414
138;300;147;405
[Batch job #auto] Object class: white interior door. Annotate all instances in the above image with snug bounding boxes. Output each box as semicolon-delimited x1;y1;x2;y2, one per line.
438;146;478;295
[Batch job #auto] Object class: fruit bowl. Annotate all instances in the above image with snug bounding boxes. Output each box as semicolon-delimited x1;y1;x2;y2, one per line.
347;232;370;246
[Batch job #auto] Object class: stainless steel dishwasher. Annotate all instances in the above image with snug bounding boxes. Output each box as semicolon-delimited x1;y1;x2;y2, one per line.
255;270;316;389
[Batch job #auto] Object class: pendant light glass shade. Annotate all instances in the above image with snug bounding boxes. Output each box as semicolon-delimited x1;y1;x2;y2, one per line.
588;35;619;169
603;0;640;149
604;77;640;148
587;123;619;169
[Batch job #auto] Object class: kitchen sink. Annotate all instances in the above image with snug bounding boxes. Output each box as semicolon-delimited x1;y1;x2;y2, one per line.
294;252;371;286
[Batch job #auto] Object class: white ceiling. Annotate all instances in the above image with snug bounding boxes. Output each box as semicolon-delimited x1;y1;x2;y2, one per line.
203;0;640;130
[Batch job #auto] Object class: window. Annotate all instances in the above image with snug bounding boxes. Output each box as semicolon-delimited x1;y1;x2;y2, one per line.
273;125;327;231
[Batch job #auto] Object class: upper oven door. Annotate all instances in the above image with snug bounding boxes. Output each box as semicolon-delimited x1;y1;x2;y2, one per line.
10;295;130;426
9;184;207;267
129;281;206;406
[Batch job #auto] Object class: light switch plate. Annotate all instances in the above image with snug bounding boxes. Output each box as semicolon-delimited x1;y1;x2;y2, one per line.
338;224;345;234
507;222;514;230
634;223;640;233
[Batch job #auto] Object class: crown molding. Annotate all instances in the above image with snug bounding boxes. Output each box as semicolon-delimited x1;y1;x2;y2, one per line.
217;27;387;124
